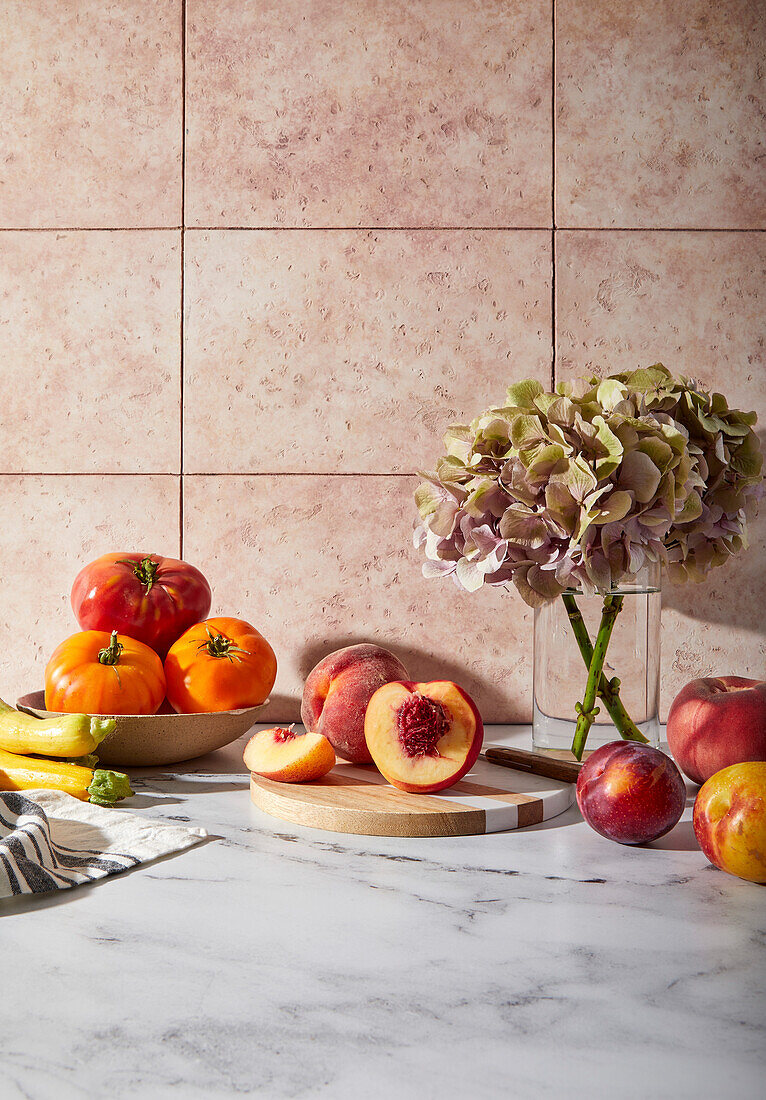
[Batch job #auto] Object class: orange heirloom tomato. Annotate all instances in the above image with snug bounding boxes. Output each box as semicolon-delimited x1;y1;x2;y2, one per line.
164;617;277;713
45;630;166;716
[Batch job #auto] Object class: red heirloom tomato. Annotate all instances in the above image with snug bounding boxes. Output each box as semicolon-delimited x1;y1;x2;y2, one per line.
71;553;212;658
45;630;166;715
164;617;277;713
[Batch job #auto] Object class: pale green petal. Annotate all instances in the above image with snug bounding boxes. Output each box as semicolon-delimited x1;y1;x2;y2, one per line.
730;431;763;479
596;378;628;410
636;436;674;472
532;391;561;417
510;414;545;448
618;450;662;503
544;481;579;531
524;443;568;482
443;424;474;459
659;421;689;454
415;482;460;536
674;489;703;524
553;456;599;502
544;396;577;427
498;506;549;547
506;379;544;409
626;365;672;392
593;415;624;477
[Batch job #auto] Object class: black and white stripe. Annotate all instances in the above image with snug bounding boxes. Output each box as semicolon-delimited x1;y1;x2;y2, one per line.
0;792;140;896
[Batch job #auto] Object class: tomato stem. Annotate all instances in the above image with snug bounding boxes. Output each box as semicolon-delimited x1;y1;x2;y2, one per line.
134;555;159;593
98;630;123;666
199;629;247;663
117;555;160;594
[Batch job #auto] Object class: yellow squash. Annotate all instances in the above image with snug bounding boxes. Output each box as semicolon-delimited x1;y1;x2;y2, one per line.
0;748;133;806
0;697;114;758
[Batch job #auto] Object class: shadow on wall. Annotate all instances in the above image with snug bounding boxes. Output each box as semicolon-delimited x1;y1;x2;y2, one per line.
297;635;513;719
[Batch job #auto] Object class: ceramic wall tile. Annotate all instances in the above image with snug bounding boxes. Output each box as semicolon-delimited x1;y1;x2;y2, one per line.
556;231;766;412
556;230;766;715
0;231;181;473
184;230;552;473
184;475;533;723
556;1;766;228
185;0;551;228
0;475;180;701
0;0;182;228
661;512;766;719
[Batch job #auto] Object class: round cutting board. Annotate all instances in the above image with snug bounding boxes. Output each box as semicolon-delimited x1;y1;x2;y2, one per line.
249;747;575;837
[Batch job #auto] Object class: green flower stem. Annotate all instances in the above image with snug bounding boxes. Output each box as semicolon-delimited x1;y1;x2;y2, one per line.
561;593;649;749
571;594;629;761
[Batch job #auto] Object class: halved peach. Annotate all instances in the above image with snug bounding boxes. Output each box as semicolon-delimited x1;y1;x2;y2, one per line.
364;680;484;793
243;727;336;783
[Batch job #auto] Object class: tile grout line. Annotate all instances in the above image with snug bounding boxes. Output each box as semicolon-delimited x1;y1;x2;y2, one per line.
0;472;422;478
179;0;187;559
0;226;184;232
0;226;763;234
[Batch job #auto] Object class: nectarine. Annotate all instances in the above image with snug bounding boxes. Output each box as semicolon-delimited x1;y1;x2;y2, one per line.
693;762;766;883
243;727;336;783
301;644;408;763
576;741;686;845
666;677;766;786
364;680;483;793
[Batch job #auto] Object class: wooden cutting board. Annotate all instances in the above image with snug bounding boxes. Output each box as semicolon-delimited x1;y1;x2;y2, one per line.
249;746;575;837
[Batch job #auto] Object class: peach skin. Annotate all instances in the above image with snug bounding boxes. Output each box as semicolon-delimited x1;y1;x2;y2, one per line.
301;644;408;764
667;677;766;786
243;727;336;783
576;741;686;846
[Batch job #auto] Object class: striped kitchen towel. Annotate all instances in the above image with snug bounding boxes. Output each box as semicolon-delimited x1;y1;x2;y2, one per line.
0;789;208;897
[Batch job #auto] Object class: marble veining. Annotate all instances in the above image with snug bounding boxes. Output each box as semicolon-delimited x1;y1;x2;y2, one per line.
1;729;763;1098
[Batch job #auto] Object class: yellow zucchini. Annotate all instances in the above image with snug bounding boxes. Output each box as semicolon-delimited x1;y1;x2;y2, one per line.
0;698;114;758
0;748;133;806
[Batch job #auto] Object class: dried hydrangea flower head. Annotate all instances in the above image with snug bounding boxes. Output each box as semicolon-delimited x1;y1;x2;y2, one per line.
414;364;762;758
415;365;762;608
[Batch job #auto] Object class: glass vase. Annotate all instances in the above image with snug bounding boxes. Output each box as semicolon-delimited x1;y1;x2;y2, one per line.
532;563;661;757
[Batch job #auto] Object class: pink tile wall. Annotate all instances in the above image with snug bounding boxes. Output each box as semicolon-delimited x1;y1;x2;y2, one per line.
0;1;763;720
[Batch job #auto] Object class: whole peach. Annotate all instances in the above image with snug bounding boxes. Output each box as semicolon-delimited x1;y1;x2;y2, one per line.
301;644;408;763
576;741;686;845
692;762;766;883
666;676;766;786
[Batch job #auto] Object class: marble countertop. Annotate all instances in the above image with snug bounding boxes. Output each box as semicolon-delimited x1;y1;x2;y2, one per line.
1;726;763;1099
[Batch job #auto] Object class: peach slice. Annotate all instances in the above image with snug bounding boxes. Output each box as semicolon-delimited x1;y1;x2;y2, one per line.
364;680;484;793
243;727;336;783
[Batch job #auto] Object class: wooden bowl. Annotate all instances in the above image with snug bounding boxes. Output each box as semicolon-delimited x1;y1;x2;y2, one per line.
16;691;266;768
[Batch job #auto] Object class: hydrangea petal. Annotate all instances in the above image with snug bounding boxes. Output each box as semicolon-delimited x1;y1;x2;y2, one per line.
618;450;662;503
